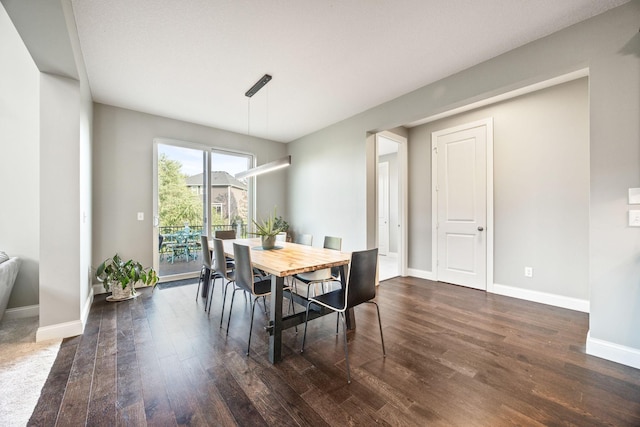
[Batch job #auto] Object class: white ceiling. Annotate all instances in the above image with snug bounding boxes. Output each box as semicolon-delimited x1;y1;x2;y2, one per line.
70;0;628;143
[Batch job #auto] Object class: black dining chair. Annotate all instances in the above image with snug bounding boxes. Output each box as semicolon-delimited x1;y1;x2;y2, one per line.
301;247;385;383
293;236;342;298
225;243;274;356
214;229;236;240
209;237;236;316
196;234;213;304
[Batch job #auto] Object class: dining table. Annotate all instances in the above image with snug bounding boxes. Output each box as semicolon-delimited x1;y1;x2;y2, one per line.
220;238;353;363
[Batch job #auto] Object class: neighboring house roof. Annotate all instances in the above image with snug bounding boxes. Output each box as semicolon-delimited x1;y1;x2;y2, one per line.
185;171;247;190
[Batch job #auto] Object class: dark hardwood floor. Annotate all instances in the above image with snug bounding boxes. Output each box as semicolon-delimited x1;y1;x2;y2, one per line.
29;276;640;426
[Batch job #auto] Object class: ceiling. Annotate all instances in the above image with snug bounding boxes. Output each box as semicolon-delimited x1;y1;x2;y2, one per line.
70;0;628;143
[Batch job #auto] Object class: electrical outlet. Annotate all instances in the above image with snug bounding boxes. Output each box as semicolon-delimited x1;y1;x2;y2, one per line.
137;212;144;221
524;267;533;278
629;210;640;227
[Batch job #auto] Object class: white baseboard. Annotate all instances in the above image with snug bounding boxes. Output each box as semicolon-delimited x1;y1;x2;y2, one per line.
82;287;94;326
492;283;589;313
406;268;435;281
3;304;39;320
586;331;640;370
36;319;84;342
34;288;93;342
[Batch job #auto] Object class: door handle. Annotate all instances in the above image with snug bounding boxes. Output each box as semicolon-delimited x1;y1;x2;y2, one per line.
477;226;484;231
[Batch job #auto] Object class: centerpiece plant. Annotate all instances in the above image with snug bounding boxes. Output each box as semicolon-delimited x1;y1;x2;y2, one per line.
252;208;286;249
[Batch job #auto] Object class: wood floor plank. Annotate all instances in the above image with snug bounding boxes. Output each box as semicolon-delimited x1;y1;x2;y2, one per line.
27;278;640;426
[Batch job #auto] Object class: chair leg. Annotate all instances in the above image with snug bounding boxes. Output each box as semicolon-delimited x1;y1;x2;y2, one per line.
288;293;298;333
336;312;340;334
196;266;204;301
301;301;312;353
220;280;234;329
370;301;386;357
226;288;241;335
247;296;257;356
340;312;351;384
206;275;218;315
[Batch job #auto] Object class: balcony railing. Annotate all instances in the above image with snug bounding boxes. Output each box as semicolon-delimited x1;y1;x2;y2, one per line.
158;223;248;238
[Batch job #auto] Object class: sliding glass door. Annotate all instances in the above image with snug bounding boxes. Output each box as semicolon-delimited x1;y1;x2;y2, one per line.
155;143;206;279
210;149;252;238
153;140;253;281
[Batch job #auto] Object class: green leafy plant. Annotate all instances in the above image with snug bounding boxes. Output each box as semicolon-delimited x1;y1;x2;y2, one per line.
274;216;289;233
96;254;158;294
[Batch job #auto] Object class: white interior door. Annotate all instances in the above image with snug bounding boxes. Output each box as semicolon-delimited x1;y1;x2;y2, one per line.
378;161;390;256
434;122;488;290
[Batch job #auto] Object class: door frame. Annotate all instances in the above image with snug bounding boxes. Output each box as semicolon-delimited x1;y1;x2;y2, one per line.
375;131;408;277
431;118;494;292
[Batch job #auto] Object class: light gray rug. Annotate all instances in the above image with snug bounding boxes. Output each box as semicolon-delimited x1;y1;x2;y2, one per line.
0;317;61;427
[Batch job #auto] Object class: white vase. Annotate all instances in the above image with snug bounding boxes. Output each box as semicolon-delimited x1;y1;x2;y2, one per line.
108;282;136;302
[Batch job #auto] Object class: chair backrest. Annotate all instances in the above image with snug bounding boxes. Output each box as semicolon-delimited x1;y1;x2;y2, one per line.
324;236;342;277
345;248;378;309
323;236;342;251
212;238;232;279
201;235;212;269
215;229;236;240
295;234;313;246
233;243;255;294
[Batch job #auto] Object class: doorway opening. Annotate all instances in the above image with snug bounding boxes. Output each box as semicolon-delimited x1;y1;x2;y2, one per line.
375;131;408;281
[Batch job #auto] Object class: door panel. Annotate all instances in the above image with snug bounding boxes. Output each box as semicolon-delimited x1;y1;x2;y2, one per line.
435;124;487;290
378;161;390;255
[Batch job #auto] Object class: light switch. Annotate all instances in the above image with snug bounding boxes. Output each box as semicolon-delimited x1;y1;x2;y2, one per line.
137;212;144;221
629;210;640;227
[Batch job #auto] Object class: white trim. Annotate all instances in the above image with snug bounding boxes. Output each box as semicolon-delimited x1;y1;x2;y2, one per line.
492;283;589;313
586;331;640;370
93;283;106;295
36;319;84;342
407;268;435;281
82;286;94;325
3;304;39;320
431;118;494;291
375;131;408;277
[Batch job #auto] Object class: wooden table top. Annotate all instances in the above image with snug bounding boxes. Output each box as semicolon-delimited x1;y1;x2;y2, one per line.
221;238;351;277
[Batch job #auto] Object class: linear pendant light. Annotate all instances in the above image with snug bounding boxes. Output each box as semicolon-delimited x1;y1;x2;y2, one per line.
235;74;291;180
235;155;291;180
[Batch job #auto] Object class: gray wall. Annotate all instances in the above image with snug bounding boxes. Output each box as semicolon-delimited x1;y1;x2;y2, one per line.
408;78;589;300
92;104;288;270
0;2;40;310
1;0;94;337
288;2;640;360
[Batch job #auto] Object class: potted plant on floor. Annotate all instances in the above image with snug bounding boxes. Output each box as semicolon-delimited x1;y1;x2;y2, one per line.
96;254;159;301
252;208;285;249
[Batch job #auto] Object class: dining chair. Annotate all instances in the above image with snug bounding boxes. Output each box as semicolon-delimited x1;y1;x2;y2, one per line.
293;236;342;298
214;229;236;240
294;234;313;246
196;234;213;304
301;248;385;383
209;238;236;316
225;243;275;356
